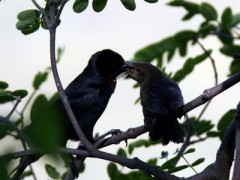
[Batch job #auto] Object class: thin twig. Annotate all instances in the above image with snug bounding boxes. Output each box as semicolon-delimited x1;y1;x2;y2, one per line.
195;38;218;121
0;117;34;149
182;155;198;174
189;137;207;145
6;96;21;119
31;0;50;25
21;90;37;116
55;0;69;20
47;1;96;153
196;39;218;86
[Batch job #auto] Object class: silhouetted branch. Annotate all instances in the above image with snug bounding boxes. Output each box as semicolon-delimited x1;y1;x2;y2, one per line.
183;71;240;113
46;1;96;153
187;102;239;180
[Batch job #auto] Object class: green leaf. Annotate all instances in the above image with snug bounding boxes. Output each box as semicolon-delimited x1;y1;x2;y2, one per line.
16;9;40;35
0;122;8;140
134;37;177;62
173;51;211;82
195;120;214;136
168;165;189;173
168;1;199;20
217;109;235;139
167;49;175;62
120;0;136;11
11;90;28;99
107;163;119;178
0;90;14;104
45;164;60;179
0;81;8;90
183;2;199;14
144;0;158;3
207;131;221;137
218;110;235;131
198;23;216;37
221;7;232;28
117;148;127;158
92;0;108;12
220;45;240;57
182;12;195;21
184;148;195;155
199;3;218;21
73;0;89;13
218;28;233;45
33;72;49;90
229;59;240;76
161;156;178;170
230;13;240;26
178;43;187;57
16;19;40;35
0;89;10;96
128;139;150;154
17;9;40;21
147;158;158;166
30;95;49;123
191;158;205;167
174;30;196;44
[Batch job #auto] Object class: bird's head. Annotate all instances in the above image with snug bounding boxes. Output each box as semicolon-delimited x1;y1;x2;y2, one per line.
126;62;162;84
90;49;132;80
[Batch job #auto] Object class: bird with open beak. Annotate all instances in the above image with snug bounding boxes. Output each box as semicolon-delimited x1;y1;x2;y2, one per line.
126;62;185;145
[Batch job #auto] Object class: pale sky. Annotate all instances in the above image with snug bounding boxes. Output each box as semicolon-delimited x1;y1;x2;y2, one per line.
1;0;240;179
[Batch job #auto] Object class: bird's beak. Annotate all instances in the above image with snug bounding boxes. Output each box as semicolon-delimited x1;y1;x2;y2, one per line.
122;61;134;71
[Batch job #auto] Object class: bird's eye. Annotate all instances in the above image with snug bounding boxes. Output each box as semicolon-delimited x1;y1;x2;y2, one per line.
136;68;141;73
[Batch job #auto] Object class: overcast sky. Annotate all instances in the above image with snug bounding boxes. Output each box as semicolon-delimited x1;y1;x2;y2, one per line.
1;0;240;179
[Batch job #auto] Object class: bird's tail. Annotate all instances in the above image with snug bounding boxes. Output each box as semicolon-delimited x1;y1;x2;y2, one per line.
149;116;185;145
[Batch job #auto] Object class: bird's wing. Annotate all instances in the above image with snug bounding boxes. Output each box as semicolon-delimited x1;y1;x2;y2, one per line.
67;86;99;110
163;79;183;111
140;83;169;115
64;76;101;110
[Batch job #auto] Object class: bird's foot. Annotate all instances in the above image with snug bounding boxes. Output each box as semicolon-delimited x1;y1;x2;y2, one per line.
95;129;123;141
95;129;128;147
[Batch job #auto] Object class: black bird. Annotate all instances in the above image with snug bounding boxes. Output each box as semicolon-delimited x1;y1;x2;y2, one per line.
13;49;132;179
126;62;185;145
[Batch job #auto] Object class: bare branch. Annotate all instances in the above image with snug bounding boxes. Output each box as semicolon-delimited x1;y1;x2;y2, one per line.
195;39;218;86
56;0;69;20
6;96;21;119
187;103;239;180
183;71;240;114
31;0;50;25
47;2;96;153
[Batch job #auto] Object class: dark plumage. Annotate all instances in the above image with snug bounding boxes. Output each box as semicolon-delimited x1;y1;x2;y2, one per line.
127;62;185;145
63;49;128;143
13;49;131;179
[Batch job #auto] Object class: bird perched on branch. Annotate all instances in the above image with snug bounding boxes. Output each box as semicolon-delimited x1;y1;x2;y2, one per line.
126;62;185;145
13;49;132;179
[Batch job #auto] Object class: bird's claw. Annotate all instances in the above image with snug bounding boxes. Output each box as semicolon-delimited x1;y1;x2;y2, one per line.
95;129;123;141
94;129;128;147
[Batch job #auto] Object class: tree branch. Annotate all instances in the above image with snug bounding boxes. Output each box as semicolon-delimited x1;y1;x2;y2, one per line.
183;71;240;113
0;117;34;149
187;102;239;180
6;96;21;119
46;1;96;153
